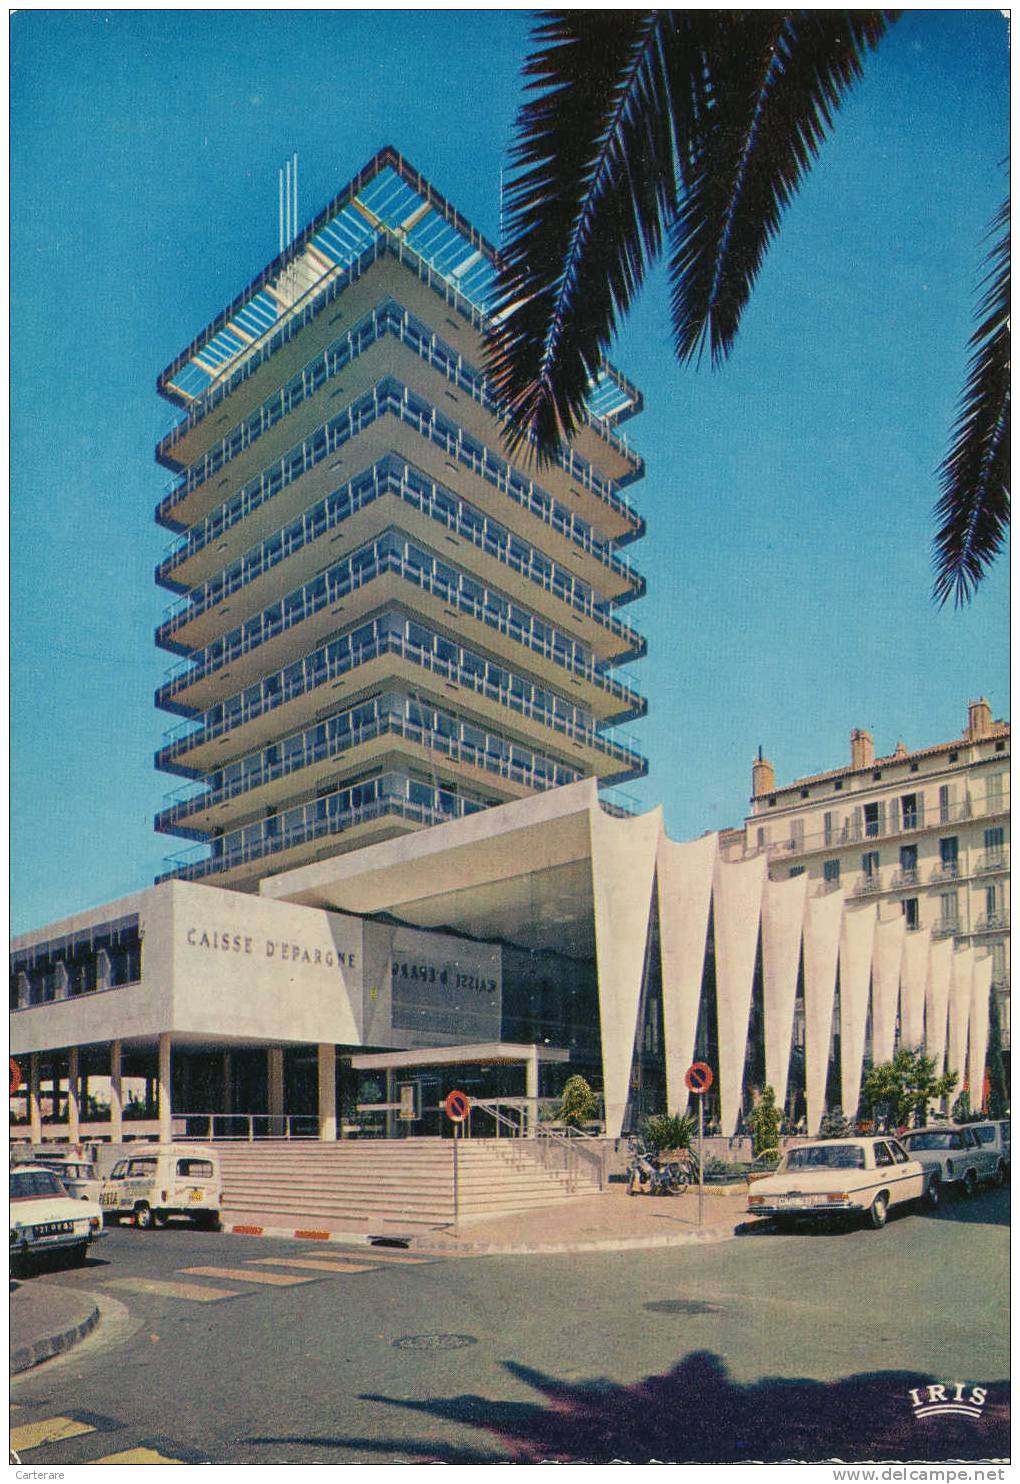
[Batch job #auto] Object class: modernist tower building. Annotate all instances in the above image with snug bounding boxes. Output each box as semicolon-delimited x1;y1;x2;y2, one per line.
152;148;648;889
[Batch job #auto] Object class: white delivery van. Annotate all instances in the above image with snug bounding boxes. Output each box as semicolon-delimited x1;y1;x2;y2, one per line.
100;1144;222;1230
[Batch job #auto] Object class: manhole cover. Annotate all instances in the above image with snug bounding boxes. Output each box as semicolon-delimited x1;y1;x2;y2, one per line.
393;1333;479;1352
643;1299;721;1316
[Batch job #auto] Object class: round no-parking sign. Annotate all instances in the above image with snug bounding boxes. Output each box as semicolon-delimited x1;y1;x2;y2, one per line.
684;1062;714;1095
443;1089;471;1123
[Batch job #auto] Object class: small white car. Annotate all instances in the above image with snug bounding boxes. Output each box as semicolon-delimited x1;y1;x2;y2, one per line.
100;1144;222;1230
746;1136;933;1230
10;1165;105;1272
969;1120;1010;1182
32;1155;102;1204
899;1124;1003;1197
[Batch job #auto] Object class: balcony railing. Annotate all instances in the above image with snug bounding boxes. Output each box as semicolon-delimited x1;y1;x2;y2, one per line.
973;910;1010;933
851;874;884;897
931;918;961;939
929;862;960;883
155;713;603;833
156;458;644;661
754;792;1008;859
156;631;646;775
157;233;642;476
156;547;646;717
975;849;1009;874
157;379;644;598
888;868;920;889
161;297;640;535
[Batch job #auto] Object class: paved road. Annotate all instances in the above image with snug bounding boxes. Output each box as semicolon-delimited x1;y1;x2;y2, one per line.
10;1189;1009;1465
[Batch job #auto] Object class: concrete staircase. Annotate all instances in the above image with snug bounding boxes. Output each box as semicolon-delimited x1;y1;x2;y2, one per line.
216;1137;603;1231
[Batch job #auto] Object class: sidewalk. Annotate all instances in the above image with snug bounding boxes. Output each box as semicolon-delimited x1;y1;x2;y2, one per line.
221;1186;754;1255
10;1279;100;1375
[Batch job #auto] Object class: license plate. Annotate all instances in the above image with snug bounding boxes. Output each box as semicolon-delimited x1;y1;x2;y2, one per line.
100;1193;116;1206
37;1221;74;1237
189;1189;204;1202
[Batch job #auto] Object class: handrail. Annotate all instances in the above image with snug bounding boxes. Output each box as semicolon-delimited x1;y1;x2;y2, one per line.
171;1112;319;1140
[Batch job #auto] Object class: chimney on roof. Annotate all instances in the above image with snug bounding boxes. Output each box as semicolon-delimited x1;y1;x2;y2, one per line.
894;740;907;759
967;696;992;740
752;746;775;798
850;728;874;770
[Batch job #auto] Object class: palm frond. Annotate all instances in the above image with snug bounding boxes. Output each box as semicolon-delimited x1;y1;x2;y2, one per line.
932;196;1011;607
486;10;713;460
669;11;893;366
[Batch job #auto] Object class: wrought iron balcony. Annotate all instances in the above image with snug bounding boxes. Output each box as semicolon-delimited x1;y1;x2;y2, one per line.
973;910;1010;933
931;918;961;939
852;874;884;896
889;868;920;889
929;862;960;883
975;849;1009;874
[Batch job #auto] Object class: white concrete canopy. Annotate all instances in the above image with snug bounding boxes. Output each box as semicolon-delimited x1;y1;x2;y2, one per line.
656;832;717;1114
870;915;906;1067
839;903;877;1120
712;852;767;1136
590;804;663;1140
925;937;954;1071
967;956;993;1111
761;872;807;1111
803;888;844;1133
899;928;930;1051
946;946;974;1086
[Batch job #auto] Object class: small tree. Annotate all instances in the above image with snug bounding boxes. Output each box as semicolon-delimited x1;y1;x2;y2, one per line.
860;1047;958;1128
748;1086;781;1161
818;1106;855;1139
952;1090;974;1123
558;1075;598;1129
643;1112;694;1154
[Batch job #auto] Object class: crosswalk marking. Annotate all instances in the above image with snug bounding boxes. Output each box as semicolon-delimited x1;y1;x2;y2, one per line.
250;1256;377;1274
11;1417;95;1452
105;1276;241;1302
307;1247;433;1265
92;1448;180;1465
180;1266;316;1286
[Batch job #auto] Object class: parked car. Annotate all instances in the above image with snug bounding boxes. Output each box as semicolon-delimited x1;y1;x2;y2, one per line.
746;1136;933;1230
100;1144;221;1230
968;1120;1010;1182
899;1124;1002;1198
10;1165;105;1273
31;1153;102;1204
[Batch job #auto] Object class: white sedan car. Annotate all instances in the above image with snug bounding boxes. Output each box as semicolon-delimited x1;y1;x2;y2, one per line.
747;1136;934;1230
10;1165;105;1273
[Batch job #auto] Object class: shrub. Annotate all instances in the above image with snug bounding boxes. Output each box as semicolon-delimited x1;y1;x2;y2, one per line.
818;1107;854;1139
748;1086;781;1160
643;1112;695;1154
558;1075;598;1129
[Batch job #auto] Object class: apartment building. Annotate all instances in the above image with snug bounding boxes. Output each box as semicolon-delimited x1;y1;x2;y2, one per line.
153;148;647;889
744;697;1010;1050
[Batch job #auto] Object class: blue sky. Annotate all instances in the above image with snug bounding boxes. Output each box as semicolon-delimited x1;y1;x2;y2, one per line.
10;10;1010;934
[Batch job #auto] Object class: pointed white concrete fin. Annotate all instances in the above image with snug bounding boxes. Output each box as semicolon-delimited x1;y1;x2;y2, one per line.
712;852;767;1136
839;904;877;1119
925;938;954;1071
967;957;994;1112
656;831;717;1114
803;888;844;1133
761;872;808;1111
899;928;930;1051
590;805;662;1139
871;915;906;1067
946;947;974;1084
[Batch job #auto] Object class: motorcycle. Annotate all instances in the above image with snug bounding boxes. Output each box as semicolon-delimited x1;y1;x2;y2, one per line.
625;1139;690;1196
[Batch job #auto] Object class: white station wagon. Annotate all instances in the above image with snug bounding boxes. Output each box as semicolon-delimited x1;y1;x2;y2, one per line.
747;1136;933;1230
899;1124;1003;1197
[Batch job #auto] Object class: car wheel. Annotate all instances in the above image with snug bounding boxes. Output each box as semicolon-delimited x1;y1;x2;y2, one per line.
134;1203;155;1230
193;1212;220;1231
68;1241;89;1267
926;1172;941;1209
867;1192;889;1229
961;1169;978;1199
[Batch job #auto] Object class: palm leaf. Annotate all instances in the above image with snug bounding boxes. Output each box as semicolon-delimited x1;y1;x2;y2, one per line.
669;11;893;366
486;11;716;459
932;196;1010;607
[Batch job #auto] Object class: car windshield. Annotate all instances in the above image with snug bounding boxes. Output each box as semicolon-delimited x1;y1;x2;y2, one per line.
125;1159;158;1178
41;1162;92;1180
10;1170;66;1199
784;1145;865;1170
973;1127;995;1145
903;1132;957;1150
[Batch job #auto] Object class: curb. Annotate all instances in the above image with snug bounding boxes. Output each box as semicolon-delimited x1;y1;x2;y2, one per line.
10;1298;100;1376
221;1220;744;1256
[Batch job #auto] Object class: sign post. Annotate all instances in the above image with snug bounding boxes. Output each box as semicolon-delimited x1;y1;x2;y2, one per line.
443;1090;471;1229
684;1062;714;1228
